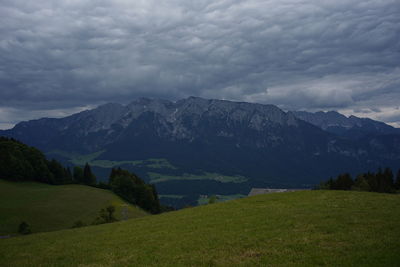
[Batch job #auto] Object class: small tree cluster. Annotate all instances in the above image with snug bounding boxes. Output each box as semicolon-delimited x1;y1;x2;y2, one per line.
73;163;96;186
319;167;400;193
18;221;31;235
72;206;118;228
395;169;400;190
109;168;161;214
47;159;73;184
92;205;118;225
208;195;218;204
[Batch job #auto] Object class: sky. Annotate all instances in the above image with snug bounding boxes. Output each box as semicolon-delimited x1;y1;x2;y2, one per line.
1;0;400;129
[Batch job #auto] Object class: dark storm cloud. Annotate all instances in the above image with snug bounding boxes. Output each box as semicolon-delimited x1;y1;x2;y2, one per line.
0;0;400;128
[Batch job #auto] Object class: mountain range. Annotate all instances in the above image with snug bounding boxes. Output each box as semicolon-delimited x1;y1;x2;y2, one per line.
1;97;399;207
292;110;400;139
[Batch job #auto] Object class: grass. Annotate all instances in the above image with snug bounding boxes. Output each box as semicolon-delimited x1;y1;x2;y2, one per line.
88;159;139;168
0;180;148;235
144;158;177;169
1;190;399;266
47;150;105;165
159;195;185;199
148;172;248;184
48;150;178;169
68;150;105;166
88;158;178;169
197;194;246;205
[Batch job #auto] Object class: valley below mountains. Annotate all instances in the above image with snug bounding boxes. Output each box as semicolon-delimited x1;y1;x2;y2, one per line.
2;97;400;208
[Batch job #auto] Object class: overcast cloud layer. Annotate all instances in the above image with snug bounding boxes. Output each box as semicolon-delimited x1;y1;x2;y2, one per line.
1;0;400;129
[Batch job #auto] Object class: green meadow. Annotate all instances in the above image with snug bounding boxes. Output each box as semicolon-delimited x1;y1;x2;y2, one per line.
148;172;248;184
0;180;147;235
1;190;399;266
48;150;179;170
197;194;247;205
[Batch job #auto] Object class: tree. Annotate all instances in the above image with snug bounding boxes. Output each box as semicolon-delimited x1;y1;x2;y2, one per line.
109;168;144;186
379;168;395;193
134;185;158;213
319;178;334;190
150;184;161;213
109;168;161;214
83;163;96;186
92;205;117;225
321;168;398;194
105;205;117;222
394;169;400;190
73;166;84;184
110;175;136;203
109;168;118;185
332;173;353;190
0;137;53;184
208;195;218;204
366;171;379;192
47;159;73;184
66;167;73;183
352;174;370;191
18;221;31;235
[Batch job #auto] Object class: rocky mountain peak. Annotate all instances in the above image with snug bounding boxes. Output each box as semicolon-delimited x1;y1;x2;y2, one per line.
292;110;398;138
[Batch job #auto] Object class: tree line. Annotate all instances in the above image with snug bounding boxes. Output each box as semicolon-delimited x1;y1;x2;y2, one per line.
0;137;98;186
318;167;400;193
1;137;70;184
0;137;163;213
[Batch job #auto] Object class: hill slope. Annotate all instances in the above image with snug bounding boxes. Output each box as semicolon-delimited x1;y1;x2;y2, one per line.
0;180;148;235
1;190;399;266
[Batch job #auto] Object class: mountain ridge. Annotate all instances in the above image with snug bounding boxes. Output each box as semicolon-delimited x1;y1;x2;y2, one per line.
1;97;399;207
292;110;399;138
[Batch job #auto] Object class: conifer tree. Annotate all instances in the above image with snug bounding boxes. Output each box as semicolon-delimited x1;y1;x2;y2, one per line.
66;167;73;183
395;169;400;190
380;167;394;193
352;174;370;191
332;173;353;190
366;171;379;192
83;163;96;186
18;221;31;235
73;166;84;184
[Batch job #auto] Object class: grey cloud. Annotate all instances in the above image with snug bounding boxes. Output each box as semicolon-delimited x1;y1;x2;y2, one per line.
0;0;399;127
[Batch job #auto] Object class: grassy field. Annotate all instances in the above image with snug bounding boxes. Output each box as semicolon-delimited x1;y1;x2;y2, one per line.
86;158;178;169
148;172;248;184
0;180;148;235
48;150;178;169
1;190;399;266
159;194;185;199
197;194;247;205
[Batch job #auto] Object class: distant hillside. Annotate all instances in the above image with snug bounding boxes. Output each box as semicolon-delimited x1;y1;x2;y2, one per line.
0;190;399;266
292;110;399;139
0;180;148;235
1;97;400;208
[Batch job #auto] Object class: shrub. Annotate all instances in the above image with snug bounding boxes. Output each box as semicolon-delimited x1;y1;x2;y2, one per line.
92;205;118;225
18;221;31;235
208;195;218;204
72;220;86;228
